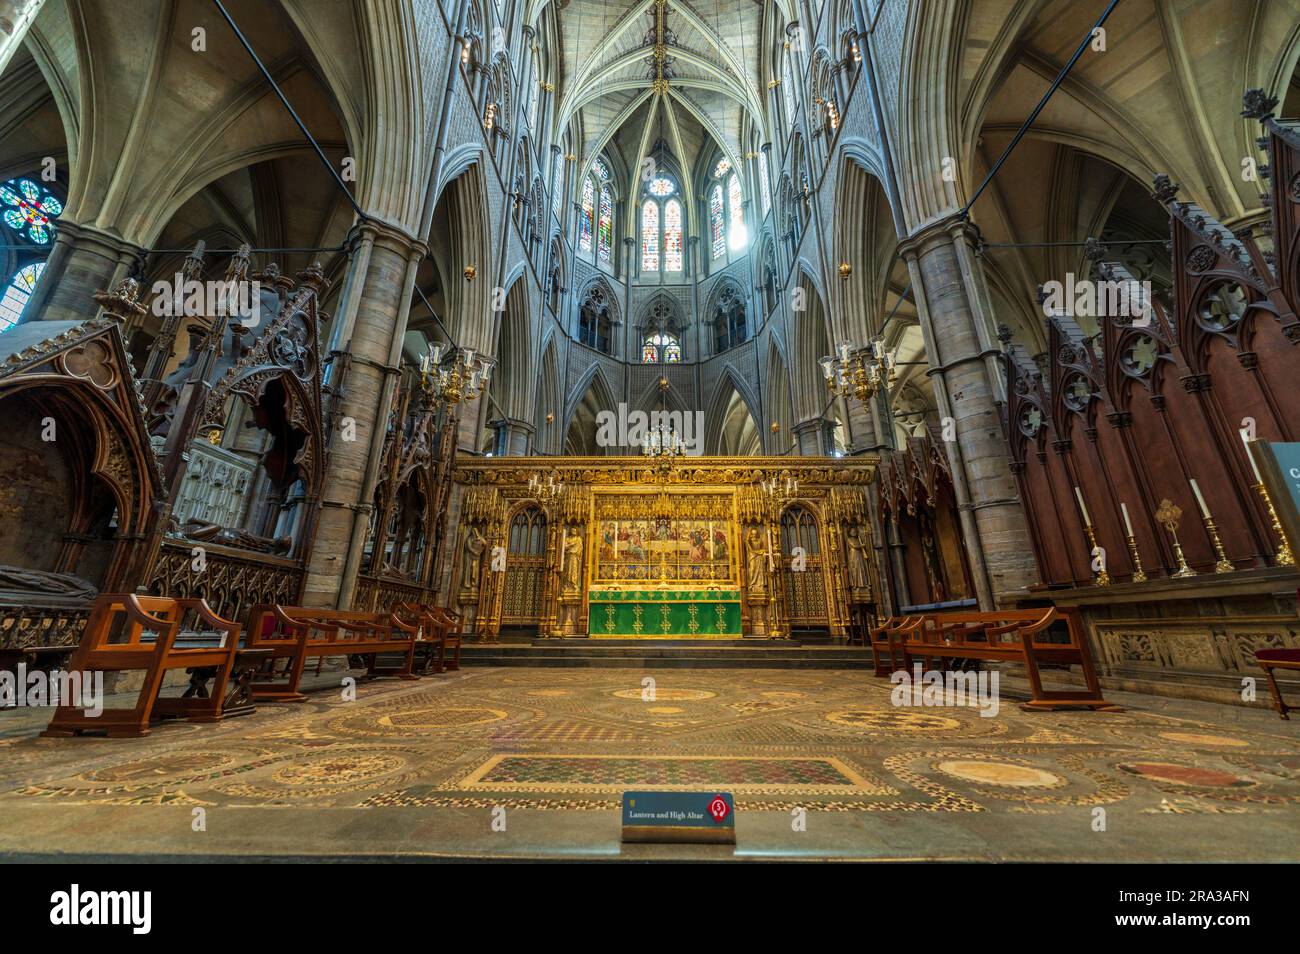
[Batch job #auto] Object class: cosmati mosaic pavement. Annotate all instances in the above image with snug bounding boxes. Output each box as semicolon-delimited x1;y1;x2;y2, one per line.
0;667;1298;856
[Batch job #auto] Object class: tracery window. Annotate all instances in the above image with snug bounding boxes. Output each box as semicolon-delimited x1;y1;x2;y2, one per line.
727;173;746;250
758;151;771;215
578;177;594;253
639;174;683;274
641;200;660;271
709;185;725;259
597;185;614;264
642;331;681;364
712;285;746;353
578;284;613;354
0;177;63;333
0;263;44;332
663;199;683;272
1;178;61;245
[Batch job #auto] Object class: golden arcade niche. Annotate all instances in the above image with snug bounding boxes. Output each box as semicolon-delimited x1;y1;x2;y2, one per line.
450;457;879;640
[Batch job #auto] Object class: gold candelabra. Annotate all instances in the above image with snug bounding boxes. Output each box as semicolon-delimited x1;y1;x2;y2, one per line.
419;343;492;408
820;338;896;407
1155;498;1197;578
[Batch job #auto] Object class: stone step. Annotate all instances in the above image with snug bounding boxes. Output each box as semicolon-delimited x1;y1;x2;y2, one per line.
457;642;878;669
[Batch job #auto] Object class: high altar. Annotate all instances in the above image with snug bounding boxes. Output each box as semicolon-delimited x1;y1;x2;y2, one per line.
449;457;879;639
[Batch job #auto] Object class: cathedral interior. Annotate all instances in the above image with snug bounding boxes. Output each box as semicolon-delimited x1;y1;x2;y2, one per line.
0;0;1298;873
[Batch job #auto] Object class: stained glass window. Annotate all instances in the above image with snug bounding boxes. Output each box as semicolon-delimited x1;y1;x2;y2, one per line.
758;151;771;214
648;177;675;197
709;185;725;259
592;158;609;181
663;199;683;272
713;159;731;178
1;179;62;245
642;332;680;364
597;185;613;263
0;262;44;332
641;200;660;271
727;173;747;250
578;177;594;253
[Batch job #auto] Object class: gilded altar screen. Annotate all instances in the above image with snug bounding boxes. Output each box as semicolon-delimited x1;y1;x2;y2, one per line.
592;493;736;585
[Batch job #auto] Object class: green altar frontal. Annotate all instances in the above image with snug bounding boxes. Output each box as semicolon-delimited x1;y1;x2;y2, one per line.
588;590;743;638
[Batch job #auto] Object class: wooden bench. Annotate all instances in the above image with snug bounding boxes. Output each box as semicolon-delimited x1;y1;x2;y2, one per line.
1254;649;1300;719
42;594;243;738
868;616;918;677
244;604;417;702
873;608;1119;711
395;602;464;674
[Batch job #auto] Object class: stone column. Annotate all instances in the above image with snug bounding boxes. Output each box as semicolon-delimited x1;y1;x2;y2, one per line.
302;219;427;608
792;418;827;455
29;220;145;323
899;214;1036;605
0;0;46;77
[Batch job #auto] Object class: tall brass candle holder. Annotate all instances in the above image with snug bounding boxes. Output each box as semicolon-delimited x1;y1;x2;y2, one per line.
1255;481;1296;566
1120;502;1147;583
1083;524;1112;585
1190;479;1234;574
1241;435;1295;567
1155;498;1197;578
1073;486;1110;586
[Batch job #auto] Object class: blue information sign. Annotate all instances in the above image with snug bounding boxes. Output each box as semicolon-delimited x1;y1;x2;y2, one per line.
621;791;736;844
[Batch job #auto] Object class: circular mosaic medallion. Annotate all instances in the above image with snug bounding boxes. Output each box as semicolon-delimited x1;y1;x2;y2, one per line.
1158;731;1250;748
937;760;1063;788
84;752;237;783
272;753;405;787
1119;761;1255;788
827;709;960;731
610;687;716;701
647;706;684;714
377;706;507;729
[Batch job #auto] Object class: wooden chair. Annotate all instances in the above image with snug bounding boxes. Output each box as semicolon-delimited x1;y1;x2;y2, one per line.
1254;649;1300;719
243;604;417;702
42;594;242;738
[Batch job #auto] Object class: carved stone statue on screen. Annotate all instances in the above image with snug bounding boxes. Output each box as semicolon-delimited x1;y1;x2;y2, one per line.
745;527;769;595
844;525;871;595
561;529;584;594
461;526;486;592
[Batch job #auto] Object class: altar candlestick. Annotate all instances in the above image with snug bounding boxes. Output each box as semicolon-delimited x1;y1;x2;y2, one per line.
1240;431;1264;483
1189;479;1211;520
1120;502;1134;537
1073;486;1092;526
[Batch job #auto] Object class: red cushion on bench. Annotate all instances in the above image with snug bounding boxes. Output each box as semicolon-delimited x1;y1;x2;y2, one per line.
1255;649;1300;663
